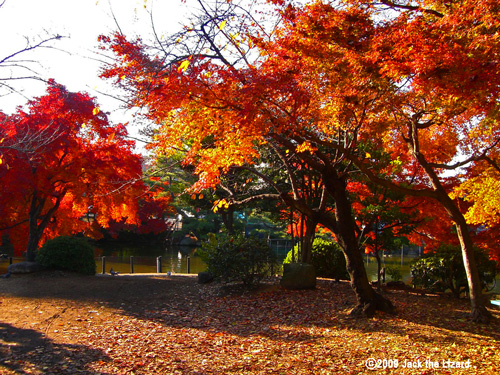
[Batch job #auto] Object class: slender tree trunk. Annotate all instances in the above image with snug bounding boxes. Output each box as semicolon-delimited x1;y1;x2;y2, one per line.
25;194;44;262
300;216;316;264
374;249;382;289
374;219;382;289
221;206;235;234
440;195;491;322
25;190;66;262
413;148;491;323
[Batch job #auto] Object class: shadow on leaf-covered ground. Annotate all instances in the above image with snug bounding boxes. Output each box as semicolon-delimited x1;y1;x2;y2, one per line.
0;272;499;374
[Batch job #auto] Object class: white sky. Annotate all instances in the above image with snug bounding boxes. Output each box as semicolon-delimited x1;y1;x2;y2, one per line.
0;0;195;150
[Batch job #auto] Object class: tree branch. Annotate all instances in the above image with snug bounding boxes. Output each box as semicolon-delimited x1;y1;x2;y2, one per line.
378;0;444;18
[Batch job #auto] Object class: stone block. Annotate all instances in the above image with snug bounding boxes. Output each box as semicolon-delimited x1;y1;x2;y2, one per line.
8;261;44;274
280;263;316;289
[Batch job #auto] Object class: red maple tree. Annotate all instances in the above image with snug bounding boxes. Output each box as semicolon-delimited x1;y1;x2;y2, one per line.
98;0;500;322
0;81;150;260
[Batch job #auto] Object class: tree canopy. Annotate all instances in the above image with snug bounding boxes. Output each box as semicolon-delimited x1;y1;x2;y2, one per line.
100;0;500;321
0;81;146;259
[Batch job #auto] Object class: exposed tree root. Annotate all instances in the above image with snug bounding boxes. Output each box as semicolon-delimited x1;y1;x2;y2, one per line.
470;305;492;324
350;292;396;317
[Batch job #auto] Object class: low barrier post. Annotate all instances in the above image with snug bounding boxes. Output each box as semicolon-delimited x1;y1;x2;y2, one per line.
156;256;162;273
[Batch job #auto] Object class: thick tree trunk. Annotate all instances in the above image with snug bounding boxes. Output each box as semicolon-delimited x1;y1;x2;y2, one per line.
26;222;41;262
326;171;395;317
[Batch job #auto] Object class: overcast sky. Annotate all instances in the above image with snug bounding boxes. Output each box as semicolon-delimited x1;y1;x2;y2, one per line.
0;0;195;149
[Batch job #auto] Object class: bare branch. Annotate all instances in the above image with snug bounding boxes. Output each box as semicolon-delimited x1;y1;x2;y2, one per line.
230;193;281;206
378;0;444;18
0;35;64;66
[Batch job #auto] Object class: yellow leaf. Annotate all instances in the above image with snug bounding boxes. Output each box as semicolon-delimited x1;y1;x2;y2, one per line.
93;107;100;115
365;152;371;159
178;60;190;73
81;123;86;129
198;193;204;200
219;20;227;30
296;142;317;154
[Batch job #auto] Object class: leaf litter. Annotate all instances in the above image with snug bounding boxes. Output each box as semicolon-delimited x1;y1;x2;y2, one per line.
0;273;499;374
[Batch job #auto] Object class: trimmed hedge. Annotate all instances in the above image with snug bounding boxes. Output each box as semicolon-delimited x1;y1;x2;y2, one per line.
36;236;96;275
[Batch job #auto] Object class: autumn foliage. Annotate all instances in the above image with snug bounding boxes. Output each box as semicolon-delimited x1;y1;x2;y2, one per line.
0;82;157;258
99;0;500;320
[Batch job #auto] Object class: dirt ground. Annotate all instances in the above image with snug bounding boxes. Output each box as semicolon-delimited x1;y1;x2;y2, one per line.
0;272;499;374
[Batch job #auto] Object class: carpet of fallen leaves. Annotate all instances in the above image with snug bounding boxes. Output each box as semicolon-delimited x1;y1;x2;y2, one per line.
0;272;499;375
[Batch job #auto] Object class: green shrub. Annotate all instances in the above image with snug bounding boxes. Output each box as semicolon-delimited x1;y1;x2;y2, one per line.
199;234;276;286
385;266;402;282
410;244;497;297
36;236;96;275
283;238;349;281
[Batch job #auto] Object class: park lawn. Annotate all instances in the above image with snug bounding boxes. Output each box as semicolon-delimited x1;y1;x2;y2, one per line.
0;273;499;374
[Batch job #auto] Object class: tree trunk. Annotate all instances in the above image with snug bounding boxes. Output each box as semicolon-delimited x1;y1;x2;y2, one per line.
25;194;44;262
300;216;316;264
374;249;382;289
444;198;491;322
413;150;492;323
221;206;235;234
26;222;41;262
325;171;395;317
374;219;382;289
25;190;66;262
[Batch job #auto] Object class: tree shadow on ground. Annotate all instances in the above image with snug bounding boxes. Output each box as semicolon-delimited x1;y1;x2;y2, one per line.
1;272;499;344
2;273;500;374
0;322;110;374
352;287;500;343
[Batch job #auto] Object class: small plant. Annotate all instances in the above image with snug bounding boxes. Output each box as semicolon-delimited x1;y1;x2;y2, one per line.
199;233;276;286
385;266;402;282
284;238;349;281
36;236;96;275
